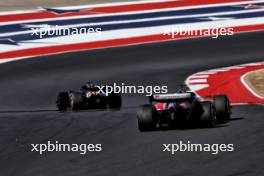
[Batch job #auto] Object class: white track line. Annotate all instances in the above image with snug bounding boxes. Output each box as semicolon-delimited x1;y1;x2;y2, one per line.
0;0;181;15
1;16;264;53
2;8;264;37
0;0;263;25
188;79;208;83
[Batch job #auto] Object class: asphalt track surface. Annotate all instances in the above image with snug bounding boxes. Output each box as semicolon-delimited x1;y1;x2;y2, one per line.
0;31;264;176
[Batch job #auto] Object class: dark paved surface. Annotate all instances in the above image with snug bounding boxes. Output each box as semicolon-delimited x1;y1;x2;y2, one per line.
0;32;263;176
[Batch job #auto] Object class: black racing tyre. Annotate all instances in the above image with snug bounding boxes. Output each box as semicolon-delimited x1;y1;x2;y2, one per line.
97;97;108;109
137;104;156;131
213;95;231;122
108;93;122;110
56;92;69;111
200;101;216;128
69;92;83;110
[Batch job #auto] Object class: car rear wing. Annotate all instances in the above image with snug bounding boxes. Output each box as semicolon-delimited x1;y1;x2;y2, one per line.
149;93;193;102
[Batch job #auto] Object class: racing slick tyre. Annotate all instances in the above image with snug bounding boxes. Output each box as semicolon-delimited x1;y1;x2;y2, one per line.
97;97;108;109
108;93;122;110
214;95;231;122
137;104;157;131
200;101;216;128
69;92;83;110
56;92;69;111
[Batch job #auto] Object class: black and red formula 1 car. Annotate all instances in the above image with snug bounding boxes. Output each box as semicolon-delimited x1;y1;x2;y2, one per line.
137;88;231;131
56;82;122;111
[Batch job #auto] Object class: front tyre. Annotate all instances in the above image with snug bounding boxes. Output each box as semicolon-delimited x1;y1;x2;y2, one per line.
69;92;83;110
137;104;157;131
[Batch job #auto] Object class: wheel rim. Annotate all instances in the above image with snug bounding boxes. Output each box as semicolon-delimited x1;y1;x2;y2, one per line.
69;96;74;110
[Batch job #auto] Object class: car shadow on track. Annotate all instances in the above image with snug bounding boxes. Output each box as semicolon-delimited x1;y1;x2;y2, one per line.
151;117;245;132
230;117;244;121
157;124;229;132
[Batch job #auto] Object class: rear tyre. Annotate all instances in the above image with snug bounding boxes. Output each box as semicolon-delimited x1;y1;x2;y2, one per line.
200;101;216;128
214;95;231;122
69;92;83;110
56;92;69;111
137;104;156;131
108;93;122;110
97;97;108;109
